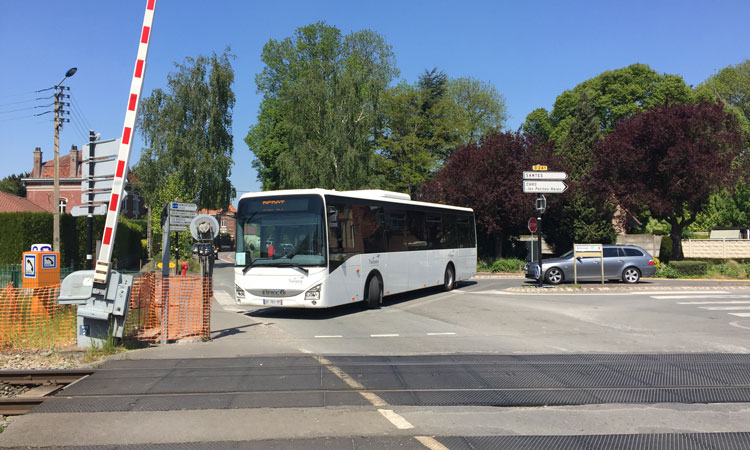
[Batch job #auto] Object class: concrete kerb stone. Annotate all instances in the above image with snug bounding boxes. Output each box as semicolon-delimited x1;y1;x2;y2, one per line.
506;280;750;293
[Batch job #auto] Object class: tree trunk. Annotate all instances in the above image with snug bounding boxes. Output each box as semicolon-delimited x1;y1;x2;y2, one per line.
670;225;684;261
494;232;504;258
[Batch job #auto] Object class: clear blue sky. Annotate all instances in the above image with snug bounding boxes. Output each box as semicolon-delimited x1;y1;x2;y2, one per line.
1;0;748;205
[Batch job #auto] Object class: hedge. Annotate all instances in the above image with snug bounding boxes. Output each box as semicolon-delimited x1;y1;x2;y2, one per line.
0;212;145;268
670;260;709;277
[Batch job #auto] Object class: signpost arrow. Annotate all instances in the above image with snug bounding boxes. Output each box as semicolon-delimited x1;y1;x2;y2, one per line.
523;171;567;180
523;180;568;193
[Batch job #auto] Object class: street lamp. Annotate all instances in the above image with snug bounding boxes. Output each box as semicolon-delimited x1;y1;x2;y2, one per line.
53;67;77;253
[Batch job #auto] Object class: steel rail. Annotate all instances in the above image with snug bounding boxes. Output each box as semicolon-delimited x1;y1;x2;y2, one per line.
0;369;95;384
0;369;95;415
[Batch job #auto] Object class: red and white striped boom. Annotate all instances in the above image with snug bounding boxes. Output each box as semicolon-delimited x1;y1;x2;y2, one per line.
93;0;156;285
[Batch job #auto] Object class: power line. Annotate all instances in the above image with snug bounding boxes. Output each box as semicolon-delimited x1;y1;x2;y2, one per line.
69;94;93;131
69;108;90;141
0;97;43;107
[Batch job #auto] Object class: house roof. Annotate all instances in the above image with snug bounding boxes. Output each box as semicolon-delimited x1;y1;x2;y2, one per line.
198;204;236;216
0;191;47;212
40;150;81;178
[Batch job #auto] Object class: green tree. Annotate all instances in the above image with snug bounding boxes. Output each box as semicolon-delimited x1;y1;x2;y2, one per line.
524;63;695;145
246;22;398;190
0;172;28;196
375;82;436;196
135;49;236;211
521;108;552;140
377;71;507;194
696;59;750;139
558;92;601;181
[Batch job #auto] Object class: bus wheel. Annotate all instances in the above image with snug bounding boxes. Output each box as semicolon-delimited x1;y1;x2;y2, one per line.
366;276;382;309
443;265;455;292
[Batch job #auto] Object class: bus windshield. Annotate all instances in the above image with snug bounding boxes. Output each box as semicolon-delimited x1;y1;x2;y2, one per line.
235;195;326;269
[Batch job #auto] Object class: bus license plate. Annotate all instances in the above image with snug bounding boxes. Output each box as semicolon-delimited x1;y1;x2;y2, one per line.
263;299;283;306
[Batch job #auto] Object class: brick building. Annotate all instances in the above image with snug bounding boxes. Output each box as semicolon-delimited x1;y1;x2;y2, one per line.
198;205;237;250
22;145;146;219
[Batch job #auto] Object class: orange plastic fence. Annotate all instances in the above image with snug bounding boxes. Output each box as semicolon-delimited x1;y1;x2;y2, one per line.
0;273;212;350
126;273;212;343
0;283;76;350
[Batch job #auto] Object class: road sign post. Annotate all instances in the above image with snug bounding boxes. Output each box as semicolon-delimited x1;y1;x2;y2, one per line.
523;166;568;287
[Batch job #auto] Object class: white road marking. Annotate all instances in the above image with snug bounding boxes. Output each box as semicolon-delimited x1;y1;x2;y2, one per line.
699;306;750;310
314;335;342;338
646;291;730;295
427;332;456;336
729;313;750;317
730;321;750;330
415;436;450;450
678;301;750;305
651;293;738;299
371;334;399;337
214;290;237;306
378;409;414;430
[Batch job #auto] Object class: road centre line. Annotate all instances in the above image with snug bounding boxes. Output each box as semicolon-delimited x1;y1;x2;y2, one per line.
677;300;750;305
699;306;750;310
730;313;750;317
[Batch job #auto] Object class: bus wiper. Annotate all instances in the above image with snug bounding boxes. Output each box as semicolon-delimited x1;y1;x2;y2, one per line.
242;257;267;275
267;262;309;275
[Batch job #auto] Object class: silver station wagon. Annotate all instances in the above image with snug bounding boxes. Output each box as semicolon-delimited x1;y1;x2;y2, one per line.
524;245;656;284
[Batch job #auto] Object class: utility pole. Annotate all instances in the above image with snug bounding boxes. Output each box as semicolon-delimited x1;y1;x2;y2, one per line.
52;67;76;253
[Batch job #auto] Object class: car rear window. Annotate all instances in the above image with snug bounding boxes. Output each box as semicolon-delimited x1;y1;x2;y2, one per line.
624;248;644;257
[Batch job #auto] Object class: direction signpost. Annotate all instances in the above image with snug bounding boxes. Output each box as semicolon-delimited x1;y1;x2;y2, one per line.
523;165;568;287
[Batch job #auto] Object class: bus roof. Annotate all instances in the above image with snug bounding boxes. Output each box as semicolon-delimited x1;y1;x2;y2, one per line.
238;189;474;213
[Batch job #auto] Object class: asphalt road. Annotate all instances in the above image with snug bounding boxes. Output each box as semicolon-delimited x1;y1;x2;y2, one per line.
3;257;750;449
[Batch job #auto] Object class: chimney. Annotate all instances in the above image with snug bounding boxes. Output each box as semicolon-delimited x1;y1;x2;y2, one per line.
69;145;79;177
32;147;42;178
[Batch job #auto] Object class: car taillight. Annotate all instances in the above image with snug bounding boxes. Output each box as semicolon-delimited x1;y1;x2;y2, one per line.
648;260;654;266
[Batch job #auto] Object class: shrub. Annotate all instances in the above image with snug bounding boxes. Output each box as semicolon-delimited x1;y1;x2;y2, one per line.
655;264;680;278
713;260;747;279
490;258;525;273
670;260;709;277
477;259;491;272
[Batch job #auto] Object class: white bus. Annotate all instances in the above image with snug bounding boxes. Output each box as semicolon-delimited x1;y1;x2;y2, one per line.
234;189;476;308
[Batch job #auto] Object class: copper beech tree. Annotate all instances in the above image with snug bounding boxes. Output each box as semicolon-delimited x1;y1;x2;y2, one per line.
592;102;746;260
422;132;563;257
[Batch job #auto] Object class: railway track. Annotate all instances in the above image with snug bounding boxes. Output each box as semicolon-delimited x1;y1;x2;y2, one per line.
0;369;95;415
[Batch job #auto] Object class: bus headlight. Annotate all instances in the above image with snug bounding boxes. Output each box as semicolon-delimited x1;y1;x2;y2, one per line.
305;284;321;300
235;284;245;298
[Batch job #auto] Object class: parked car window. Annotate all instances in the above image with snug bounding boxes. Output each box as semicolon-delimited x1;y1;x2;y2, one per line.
624;248;644;257
603;248;619;258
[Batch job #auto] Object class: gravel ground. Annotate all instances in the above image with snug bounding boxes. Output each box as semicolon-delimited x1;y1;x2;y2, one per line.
0;349;91;432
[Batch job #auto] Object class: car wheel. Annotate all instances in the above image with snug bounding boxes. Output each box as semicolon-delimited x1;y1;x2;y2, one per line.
622;267;641;284
545;267;564;285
